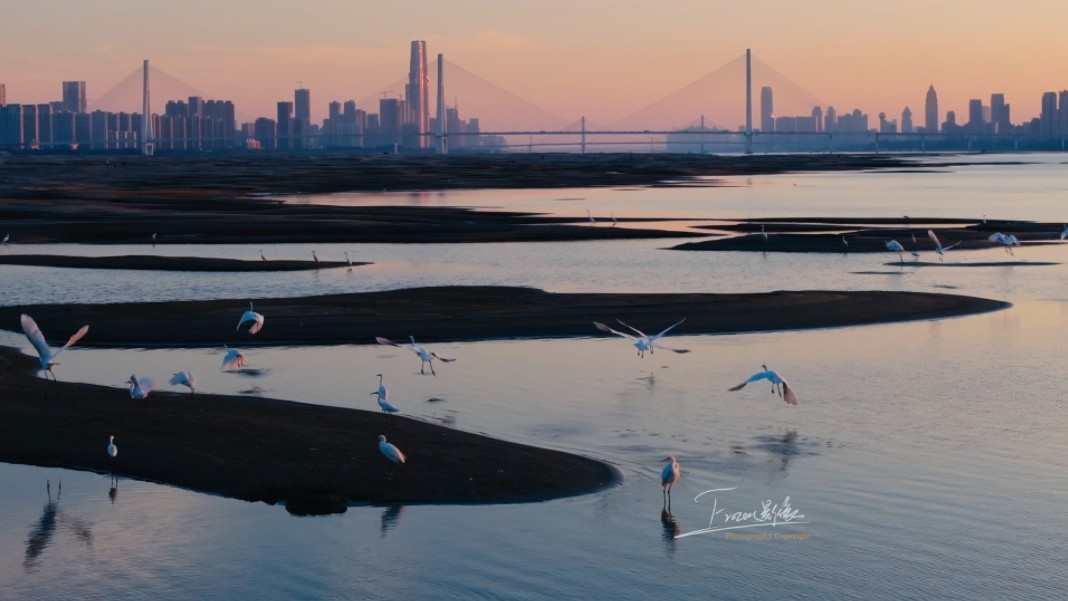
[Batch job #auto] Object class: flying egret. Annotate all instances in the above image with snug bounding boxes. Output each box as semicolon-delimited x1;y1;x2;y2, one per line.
236;302;265;335
127;375;155;399
376;336;456;375
221;346;245;370
371;374;399;421
661;456;681;508
378;435;406;473
728;364;799;405
885;239;906;264
345;251;353;272
260;250;267;261
927;229;961;262
988;232;1020;256
169;371;197;395
20;314;89;380
586;209;596;225
107;436;117;460
594;318;690;358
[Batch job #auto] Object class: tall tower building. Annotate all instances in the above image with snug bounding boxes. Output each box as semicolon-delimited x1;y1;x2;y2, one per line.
277;101;293;150
967;99;984;132
925;85;939;133
1040;92;1057;135
62;81;87;113
901;106;913;134
0;83;6;108
294;87;310;149
406;41;429;148
1058;90;1068;135
760;86;774;133
990;93;1009;134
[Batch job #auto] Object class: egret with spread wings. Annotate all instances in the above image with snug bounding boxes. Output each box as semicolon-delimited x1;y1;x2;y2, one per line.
728;364;799;405
20;314;89;380
593;318;689;358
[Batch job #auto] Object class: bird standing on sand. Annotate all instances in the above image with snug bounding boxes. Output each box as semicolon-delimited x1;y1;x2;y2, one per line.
378;435;406;474
170;371;197;394
594;318;690;358
885;239;906;264
221;346;245;370
20;314;89;380
728;364;799;405
236;302;265;335
661;456;681;508
376;336;456;375
371;374;399;420
127;375;155;399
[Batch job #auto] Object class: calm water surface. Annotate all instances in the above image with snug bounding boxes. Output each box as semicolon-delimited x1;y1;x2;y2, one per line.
2;154;1067;599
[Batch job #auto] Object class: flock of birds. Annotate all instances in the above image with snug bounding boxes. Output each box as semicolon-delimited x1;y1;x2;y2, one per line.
880;227;1045;264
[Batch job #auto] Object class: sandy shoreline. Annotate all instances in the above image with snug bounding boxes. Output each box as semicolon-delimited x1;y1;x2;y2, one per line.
0;254;359;272
0;286;1009;348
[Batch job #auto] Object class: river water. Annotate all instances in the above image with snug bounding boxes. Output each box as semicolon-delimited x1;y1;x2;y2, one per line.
1;153;1067;600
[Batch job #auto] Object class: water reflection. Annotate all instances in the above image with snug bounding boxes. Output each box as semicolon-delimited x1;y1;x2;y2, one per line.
379;504;406;538
109;473;119;504
660;509;680;553
24;480;93;572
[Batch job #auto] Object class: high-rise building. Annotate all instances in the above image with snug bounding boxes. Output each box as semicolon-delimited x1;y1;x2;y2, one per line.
990;94;1009;134
294;87;311;148
760;86;774;133
925;85;939;133
901;106;913;133
406;41;429;148
811;106;823;133
62;81;87;113
277;101;293;150
967;99;984;132
0;83;6;108
1039;91;1057;136
1058;90;1068;135
824;106;837;132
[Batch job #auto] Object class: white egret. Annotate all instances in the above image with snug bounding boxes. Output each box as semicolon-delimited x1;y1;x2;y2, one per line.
107;436;118;459
2;234;9;244
371;374;398;420
611;213;618;227
151;233;157;245
593;318;689;358
236;302;265;335
1061;225;1067;241
20;314;89;380
127;375;155;399
586;209;596;225
344;251;353;272
661;456;681;507
378;435;406;472
760;224;768;241
376;336;456;375
221;346;245;370
260;249;267;261
988;232;1020;256
169;371;197;394
910;232;917;245
728;364;799;405
885;239;906;264
927;229;961;262
312;250;319;265
841;236;849;251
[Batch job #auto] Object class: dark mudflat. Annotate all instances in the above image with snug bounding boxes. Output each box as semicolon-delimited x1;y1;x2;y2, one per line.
0;254;358;272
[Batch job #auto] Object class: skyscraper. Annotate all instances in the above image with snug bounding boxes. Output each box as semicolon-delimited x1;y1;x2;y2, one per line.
1039;92;1057;135
990;93;1009;134
277;101;293;150
294;87;310;149
406;41;429;148
925;85;938;133
967;99;984;132
901;106;913;134
1059;90;1068;135
0;83;6;108
760;86;774;133
62;81;87;113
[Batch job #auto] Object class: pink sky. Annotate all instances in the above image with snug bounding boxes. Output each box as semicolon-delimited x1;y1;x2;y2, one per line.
3;0;1066;129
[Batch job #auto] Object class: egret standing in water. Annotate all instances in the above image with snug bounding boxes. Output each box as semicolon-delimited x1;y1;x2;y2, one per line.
371;374;399;421
885;239;906;264
376;336;456;375
927;229;961;262
20;314;89;380
586;209;596;225
221;346;245;370
312;250;319;266
611;213;618;227
594;318;690;358
760;224;768;241
107;436;118;460
378;435;406;474
988;232;1020;255
661;456;681;508
345;251;353;272
151;233;157;246
127;375;155;399
169;371;197;395
236;302;265;335
728;364;799;405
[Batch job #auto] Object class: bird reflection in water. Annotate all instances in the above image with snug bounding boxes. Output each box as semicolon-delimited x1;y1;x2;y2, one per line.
662;508;679;550
109;473;119;504
380;504;406;538
24;481;93;571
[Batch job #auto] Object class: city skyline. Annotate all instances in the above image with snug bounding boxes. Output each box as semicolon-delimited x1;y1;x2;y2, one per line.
2;0;1067;127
